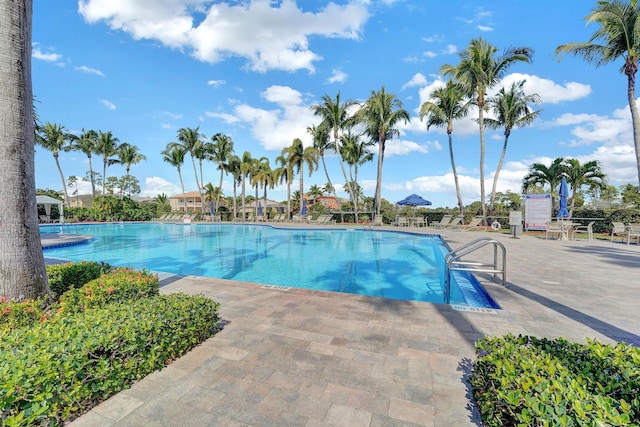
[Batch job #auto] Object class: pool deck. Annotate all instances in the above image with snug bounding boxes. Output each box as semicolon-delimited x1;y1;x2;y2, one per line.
59;224;640;427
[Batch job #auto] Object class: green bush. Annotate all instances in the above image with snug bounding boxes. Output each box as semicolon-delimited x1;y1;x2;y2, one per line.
470;334;640;426
0;297;48;333
46;261;112;298
58;267;159;314
0;293;220;426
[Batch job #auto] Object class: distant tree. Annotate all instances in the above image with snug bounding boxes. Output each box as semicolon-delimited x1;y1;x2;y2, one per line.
286;138;319;214
161;144;187;212
171;127;205;212
522;157;566;214
556;0;640;185
239;151;253;220
275;151;293;220
340;131;374;222
621;183;640;207
67;175;79;205
227;155;242;219
442;37;533;219
419;80;470;215
116;143;146;197
359;86;410;215
95;131;120;195
155;193;169;205
69;129;98;199
485;80;541;215
563;158;606;216
210;133;234;215
36;122;72;206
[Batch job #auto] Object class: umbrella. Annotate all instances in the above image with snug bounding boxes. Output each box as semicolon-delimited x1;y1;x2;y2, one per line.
257;201;263;216
558;177;569;219
301;199;307;216
396;194;432;207
209;201;215;215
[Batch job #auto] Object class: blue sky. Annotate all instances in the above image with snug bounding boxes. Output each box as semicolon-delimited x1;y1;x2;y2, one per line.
32;0;638;208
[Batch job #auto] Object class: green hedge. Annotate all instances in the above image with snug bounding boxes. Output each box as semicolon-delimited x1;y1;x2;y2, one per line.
46;261;112;298
470;334;640;426
0;293;220;426
58;267;159;314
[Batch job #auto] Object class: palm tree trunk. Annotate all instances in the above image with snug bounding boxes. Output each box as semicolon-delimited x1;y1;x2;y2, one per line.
0;0;50;300
352;167;360;223
448;132;464;215
88;155;96;200
299;164;304;214
232;181;238;219
54;154;70;207
627;71;640;185
488;134;510;215
373;138;385;215
190;155;202;213
199;159;205;214
217;168;224;215
177;169;187;212
241;176;246;221
478;100;487;220
102;159;107;195
286;180;291;221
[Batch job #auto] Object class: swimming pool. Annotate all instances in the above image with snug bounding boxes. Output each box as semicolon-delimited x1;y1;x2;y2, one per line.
42;223;499;308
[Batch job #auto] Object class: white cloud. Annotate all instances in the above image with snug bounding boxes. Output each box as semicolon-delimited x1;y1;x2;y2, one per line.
207;79;225;88
327;69;348;84
402;73;427;90
205;111;241;124
384;139;431;157
75;65;105;77
477;25;493;32
501;73;591;104
32;46;62;62
141;176;182;197
442;44;457;55
79;0;370;73
100;99;116;110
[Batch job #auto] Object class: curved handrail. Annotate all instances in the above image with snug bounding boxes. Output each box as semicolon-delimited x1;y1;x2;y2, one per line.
444;238;506;304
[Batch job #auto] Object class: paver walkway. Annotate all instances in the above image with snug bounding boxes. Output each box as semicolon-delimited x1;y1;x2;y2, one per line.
65;227;640;426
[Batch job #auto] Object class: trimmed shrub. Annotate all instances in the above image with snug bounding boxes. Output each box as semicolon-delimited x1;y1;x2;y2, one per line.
0;293;220;426
0;297;48;333
46;261;112;298
58;268;159;314
470;334;640;426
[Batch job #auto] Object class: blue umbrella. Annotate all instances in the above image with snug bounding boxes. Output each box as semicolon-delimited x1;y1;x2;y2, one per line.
397;194;432;207
558;177;570;218
209;201;215;215
257;201;263;216
301;199;307;216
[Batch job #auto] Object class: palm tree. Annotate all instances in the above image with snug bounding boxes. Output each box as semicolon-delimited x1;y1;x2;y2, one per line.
239;151;253;221
116;143;146;197
227;155;242;219
161;144;188;212
69;128;98;199
522;157;567;214
254;161;275;218
155;193;169;204
95;130;120;195
36;122;72;207
419;81;471;215
308;184;324;199
441;37;533;219
275;150;294;220
310;93;358;221
359;86;410;215
173;127;204;212
564;158;607;215
202;182;223;213
556;0;640;185
340;132;374;222
210;133;234;215
485;80;541;215
286;138;319;215
307;122;344;219
250;157;269;216
0;0;50;300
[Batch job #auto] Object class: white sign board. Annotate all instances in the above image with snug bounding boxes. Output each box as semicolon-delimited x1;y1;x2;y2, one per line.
525;194;551;231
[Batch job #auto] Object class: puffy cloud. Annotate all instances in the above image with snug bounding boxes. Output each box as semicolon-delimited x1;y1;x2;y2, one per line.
501;73;591;104
207;79;225;88
402;73;427;91
32;46;62;62
79;0;370;72
141;176;182;197
75;65;105;76
327;69;348;84
100;99;116;110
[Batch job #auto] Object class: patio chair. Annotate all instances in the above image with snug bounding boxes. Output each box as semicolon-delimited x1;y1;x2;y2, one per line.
571;221;595;242
627;223;640;245
430;214;453;229
39;215;51;223
456;216;486;232
372;214;383;226
545;221;564;240
611;222;627;242
443;216;463;229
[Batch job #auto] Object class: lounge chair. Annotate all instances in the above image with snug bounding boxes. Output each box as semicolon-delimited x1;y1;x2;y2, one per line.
430;214;453;229
395;216;408;227
39;215;51;223
627;223;640;245
456;216;486;231
611;222;627;242
545;221;564;240
572;221;595;242
444;216;463;229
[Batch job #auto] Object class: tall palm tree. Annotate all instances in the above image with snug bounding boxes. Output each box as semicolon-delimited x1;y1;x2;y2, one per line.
564;158;607;215
556;0;640;185
441;37;533;219
359;86;410;215
275;150;294;220
254;161;275;218
69;128;98;199
116;143;146;197
250;157;269;216
161;144;188;212
202;182;223;211
0;0;50;300
95;130;120;196
286;138;319;215
340;132;374;223
310;93;358;220
210;132;234;215
485;80;541;215
307;122;345;220
36;122;72;206
226;155;242;219
239;151;254;221
173;127;204;211
522;157;567;214
419;81;471;215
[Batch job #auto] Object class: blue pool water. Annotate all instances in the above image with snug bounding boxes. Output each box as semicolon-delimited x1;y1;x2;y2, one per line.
42;223;498;308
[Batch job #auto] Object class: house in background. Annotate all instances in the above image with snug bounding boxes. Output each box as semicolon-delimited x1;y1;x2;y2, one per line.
307;195;340;210
169;191;203;213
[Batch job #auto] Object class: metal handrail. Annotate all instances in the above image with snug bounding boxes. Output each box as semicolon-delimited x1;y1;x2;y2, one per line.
444;238;506;304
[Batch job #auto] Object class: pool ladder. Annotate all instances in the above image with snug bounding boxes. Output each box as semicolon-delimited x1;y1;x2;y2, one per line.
444;237;506;304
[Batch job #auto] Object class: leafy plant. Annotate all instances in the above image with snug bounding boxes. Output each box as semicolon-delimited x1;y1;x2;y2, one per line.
46;261;112;298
